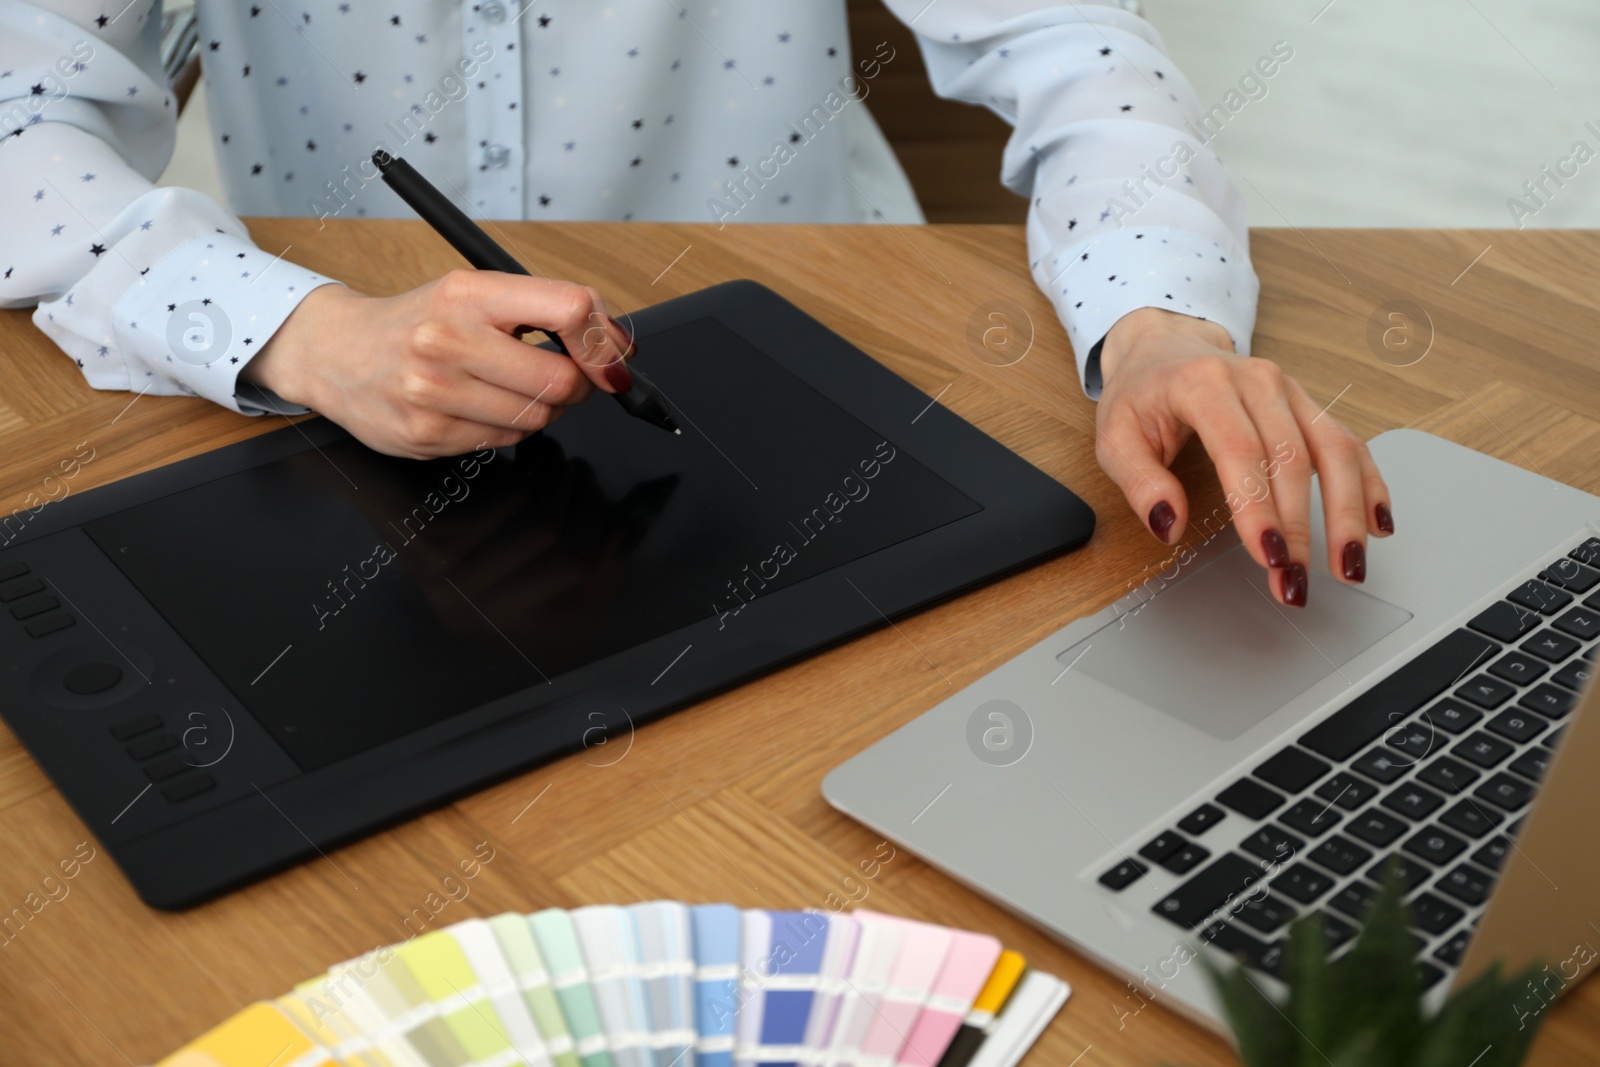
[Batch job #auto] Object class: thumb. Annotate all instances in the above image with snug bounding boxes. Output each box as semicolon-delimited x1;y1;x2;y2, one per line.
1094;411;1191;546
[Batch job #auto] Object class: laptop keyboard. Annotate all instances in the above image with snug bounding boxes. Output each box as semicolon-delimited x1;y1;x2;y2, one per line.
1096;536;1600;990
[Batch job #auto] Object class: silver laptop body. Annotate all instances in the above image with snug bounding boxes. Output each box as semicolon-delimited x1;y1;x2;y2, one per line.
824;429;1600;1027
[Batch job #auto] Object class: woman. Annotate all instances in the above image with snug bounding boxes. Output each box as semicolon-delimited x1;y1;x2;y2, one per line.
0;0;1390;608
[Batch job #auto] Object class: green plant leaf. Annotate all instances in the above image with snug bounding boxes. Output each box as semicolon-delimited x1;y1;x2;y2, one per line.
1185;859;1550;1067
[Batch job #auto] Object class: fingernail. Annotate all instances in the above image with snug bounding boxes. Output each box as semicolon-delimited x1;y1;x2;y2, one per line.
1342;540;1366;582
1261;529;1290;568
1376;502;1395;534
608;315;635;356
603;360;634;394
1148;500;1176;544
1283;562;1308;607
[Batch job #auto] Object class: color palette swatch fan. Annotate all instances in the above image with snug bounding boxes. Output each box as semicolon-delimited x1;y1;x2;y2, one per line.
157;904;1069;1067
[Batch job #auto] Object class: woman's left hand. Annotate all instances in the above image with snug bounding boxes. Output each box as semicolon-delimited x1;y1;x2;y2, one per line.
1091;307;1394;608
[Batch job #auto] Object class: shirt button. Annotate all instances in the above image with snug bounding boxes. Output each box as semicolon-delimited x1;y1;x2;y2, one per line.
483;143;511;168
481;1;506;23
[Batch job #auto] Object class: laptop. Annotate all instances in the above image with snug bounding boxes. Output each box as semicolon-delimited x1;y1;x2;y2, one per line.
823;428;1600;1026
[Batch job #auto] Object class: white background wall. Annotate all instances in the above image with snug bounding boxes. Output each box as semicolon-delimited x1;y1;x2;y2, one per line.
159;0;1600;229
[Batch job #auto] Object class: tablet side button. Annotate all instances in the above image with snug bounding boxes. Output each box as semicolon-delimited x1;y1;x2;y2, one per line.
161;774;216;803
110;713;163;741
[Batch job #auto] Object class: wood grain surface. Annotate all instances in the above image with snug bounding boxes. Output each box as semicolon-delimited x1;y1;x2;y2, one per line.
2;220;1598;1066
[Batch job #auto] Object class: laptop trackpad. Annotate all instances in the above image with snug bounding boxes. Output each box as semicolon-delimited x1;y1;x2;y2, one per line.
1059;544;1413;741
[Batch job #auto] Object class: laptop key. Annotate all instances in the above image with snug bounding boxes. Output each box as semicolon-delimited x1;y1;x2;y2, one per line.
1552;660;1592;691
1437;864;1494;907
1421;699;1482;734
1198;922;1284;978
1369;855;1432;893
1307;835;1373;877
1519;683;1575;719
1488;650;1548;685
1347;808;1410;848
1299;629;1496;761
1542;724;1567;751
1161;843;1211;875
1416;962;1447;990
1453;732;1514;768
1507;579;1572;616
1317;912;1358;952
1253;747;1332;793
1472;836;1511;872
1402;826;1468;866
1486;708;1547;743
1381;783;1446;820
1467;601;1542;643
1240;825;1304;865
1178;803;1226;836
1571;537;1600;567
1385;722;1438;762
1553;607;1600;640
1138;831;1185;864
1280;799;1342;837
1434;927;1473;967
1474;773;1535;811
1409;893;1466;936
1455;675;1514;710
1350;747;1410;784
1418;756;1480;794
1235;893;1297;935
1098;858;1148;891
1216;778;1286;820
1274;863;1336;904
1509;749;1550;783
1522;629;1580;663
1542;559;1600;594
1327;880;1378;921
1152;853;1267;930
1439;799;1504;838
1313;773;1379;810
0;560;30;582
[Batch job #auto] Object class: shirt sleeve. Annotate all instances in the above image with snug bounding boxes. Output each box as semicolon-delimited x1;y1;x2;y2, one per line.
0;0;337;415
879;0;1261;397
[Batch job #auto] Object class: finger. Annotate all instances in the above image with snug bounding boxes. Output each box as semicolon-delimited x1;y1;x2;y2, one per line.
1285;381;1375;584
1093;402;1192;546
1169;362;1288;576
1235;363;1313;607
456;329;597;411
1360;445;1395;537
434;271;625;393
425;371;584;433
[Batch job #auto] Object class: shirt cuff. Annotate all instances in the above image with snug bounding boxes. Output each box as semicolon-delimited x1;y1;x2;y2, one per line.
1035;225;1259;399
107;233;339;415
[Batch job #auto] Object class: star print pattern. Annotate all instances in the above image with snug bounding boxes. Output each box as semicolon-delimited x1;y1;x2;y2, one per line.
2;0;1252;411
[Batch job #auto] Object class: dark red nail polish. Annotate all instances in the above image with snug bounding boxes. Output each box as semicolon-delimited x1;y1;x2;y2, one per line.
603;360;634;394
1261;529;1290;568
1376;502;1395;534
608;315;635;355
1283;562;1308;607
1148;500;1176;544
1342;540;1366;582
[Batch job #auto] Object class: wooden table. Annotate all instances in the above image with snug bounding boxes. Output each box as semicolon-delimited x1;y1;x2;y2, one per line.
4;221;1600;1066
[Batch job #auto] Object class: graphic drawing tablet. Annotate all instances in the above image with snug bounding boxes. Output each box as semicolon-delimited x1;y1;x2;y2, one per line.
0;280;1094;908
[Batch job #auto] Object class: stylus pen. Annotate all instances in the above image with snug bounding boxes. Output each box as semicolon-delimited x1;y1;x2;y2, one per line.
372;151;680;435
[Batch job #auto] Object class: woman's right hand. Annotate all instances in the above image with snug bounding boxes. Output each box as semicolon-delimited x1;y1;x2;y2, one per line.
243;270;636;458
